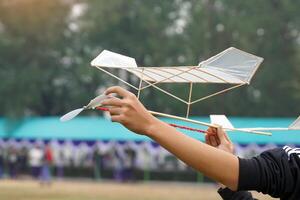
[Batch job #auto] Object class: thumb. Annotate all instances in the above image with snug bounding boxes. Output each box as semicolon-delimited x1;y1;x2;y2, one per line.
105;86;130;98
215;125;227;143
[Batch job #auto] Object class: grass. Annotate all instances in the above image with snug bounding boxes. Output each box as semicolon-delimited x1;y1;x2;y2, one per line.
0;179;275;200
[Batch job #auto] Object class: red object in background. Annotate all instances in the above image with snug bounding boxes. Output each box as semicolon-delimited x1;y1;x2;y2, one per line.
96;107;206;134
45;147;53;163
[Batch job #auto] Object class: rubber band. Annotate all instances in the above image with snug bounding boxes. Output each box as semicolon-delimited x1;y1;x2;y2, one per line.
96;107;207;134
96;107;109;112
168;123;206;134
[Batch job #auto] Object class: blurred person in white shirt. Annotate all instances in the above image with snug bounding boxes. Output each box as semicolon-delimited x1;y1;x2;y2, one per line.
28;144;44;179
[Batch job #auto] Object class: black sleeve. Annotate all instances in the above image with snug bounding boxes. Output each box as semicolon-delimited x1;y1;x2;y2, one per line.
218;187;256;200
238;147;300;199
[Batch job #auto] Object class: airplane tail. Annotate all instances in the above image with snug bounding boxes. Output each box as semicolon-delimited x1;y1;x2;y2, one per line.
209;115;234;129
289;116;300;130
209;115;300;132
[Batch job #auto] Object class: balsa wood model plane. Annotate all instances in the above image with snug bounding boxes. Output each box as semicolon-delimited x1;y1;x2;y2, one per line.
61;47;300;136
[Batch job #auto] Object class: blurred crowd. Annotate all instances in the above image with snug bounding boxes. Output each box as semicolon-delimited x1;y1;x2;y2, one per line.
0;139;189;182
0;139;277;183
0;142;53;184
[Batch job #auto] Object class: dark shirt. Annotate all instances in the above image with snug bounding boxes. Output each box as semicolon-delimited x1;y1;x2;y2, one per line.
218;146;300;200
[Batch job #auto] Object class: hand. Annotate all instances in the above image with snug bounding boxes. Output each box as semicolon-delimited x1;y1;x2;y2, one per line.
205;126;234;154
205;126;235;189
101;86;158;135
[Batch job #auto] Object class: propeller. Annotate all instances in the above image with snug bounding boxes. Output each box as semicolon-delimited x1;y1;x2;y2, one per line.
60;108;84;122
60;94;108;122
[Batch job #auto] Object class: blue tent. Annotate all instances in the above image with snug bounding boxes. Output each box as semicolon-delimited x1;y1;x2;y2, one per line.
0;118;7;138
0;117;299;144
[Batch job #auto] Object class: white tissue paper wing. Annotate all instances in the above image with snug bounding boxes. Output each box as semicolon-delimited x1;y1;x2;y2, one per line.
200;47;263;84
210;115;234;129
60;108;84;122
91;50;137;68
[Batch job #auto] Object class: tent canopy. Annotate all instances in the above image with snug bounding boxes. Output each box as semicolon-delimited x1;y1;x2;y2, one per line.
0;117;299;144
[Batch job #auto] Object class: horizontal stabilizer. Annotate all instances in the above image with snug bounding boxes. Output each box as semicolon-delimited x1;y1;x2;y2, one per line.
289;116;300;130
210;115;234;129
91;50;137;68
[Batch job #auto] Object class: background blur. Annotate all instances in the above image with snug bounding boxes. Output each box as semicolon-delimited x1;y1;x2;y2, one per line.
0;0;299;199
1;0;300;117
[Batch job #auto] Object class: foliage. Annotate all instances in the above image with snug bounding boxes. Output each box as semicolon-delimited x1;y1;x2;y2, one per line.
0;0;299;117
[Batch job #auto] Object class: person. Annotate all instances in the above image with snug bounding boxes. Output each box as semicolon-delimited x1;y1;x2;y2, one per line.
18;146;29;176
50;140;64;179
92;145;103;180
111;145;124;182
28;144;44;179
7;145;18;178
40;144;53;186
0;146;4;178
101;86;300;200
123;144;136;182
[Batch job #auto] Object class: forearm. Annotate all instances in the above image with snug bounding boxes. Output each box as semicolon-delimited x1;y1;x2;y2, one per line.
103;86;239;190
147;119;239;190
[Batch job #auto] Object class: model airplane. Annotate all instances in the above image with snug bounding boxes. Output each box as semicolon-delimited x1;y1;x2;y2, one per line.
60;93;300;136
61;47;300;136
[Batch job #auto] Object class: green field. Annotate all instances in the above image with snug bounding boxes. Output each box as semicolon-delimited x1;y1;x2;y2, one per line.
0;179;275;200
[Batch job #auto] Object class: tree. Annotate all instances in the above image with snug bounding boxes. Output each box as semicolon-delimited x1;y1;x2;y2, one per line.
0;0;299;117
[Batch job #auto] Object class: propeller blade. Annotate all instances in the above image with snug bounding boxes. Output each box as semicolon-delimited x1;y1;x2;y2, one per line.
60;108;84;122
86;94;107;109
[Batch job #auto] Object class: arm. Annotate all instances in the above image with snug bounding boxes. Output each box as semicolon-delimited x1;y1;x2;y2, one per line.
102;86;239;190
206;127;256;200
146;118;239;190
206;125;299;199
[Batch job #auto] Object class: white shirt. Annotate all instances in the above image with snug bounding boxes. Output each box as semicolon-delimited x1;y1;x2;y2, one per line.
28;147;43;167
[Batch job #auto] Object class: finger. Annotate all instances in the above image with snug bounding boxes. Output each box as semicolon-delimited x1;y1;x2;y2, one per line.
109;107;123;115
212;127;218;135
207;135;213;146
209;135;218;146
206;127;216;136
111;115;123;123
205;134;211;145
215;136;220;145
105;86;132;98
223;131;232;143
101;97;123;107
216;126;227;143
206;133;216;147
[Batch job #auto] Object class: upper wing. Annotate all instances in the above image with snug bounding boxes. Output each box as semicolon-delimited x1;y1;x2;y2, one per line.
91;48;263;84
125;66;244;84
